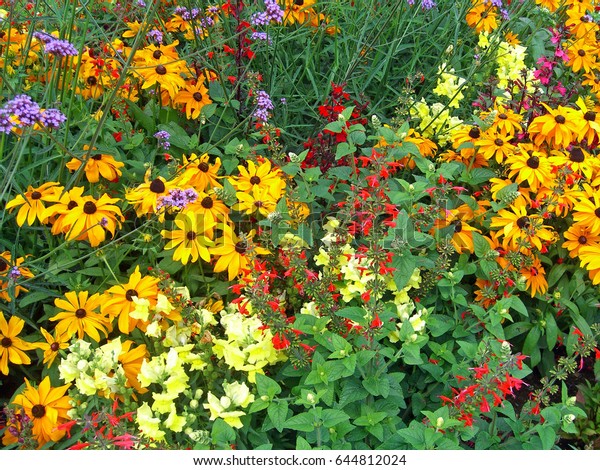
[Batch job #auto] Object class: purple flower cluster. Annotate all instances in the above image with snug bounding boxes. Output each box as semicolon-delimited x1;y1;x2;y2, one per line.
421;0;436;9
252;90;274;122
34;32;78;57
0;94;66;134
147;29;164;44
174;6;200;20
157;188;199;211
40;108;67;128
251;0;284;26
250;31;272;44
8;266;21;281
154;130;171;149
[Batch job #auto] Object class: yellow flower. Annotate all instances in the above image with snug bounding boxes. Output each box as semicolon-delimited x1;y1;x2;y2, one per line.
490;204;556;251
65;147;124;184
465;1;499;34
176;153;223;192
572;194;600;235
210;225;270;280
42;186;86;236
38;327;70;368
230;159;286;200
161;212;215;264
520;257;548;298
136;402;165;441
50;291;111;342
506;145;553;191
126;175;175;218
234;185;278;217
12;376;71;448
0;251;34;302
562;224;600;258
119;339;149;394
579;243;600;284
5;182;62;226
173;78;212;120
101;266;159;334
528;104;582;148
0;314;39;375
59;193;124;247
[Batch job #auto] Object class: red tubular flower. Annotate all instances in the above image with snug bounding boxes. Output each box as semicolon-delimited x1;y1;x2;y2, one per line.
272;332;291;350
370;313;382;328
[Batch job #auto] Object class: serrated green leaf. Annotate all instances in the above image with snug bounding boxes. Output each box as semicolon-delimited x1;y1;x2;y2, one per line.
322;409;350;428
267;401;289;433
362;376;390;398
284;412;315;432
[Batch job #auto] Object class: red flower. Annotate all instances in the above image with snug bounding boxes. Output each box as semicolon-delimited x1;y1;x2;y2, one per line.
272;332;291;350
479;396;491;413
370;313;383;329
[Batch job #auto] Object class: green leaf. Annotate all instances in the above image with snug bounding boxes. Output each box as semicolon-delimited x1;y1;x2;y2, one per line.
336;142;356;159
296;436;312;450
362;376;390;398
472;231;490;257
267;401;289;433
255;373;282;399
211;419;236;445
392;252;416;291
284;412;315;432
321;409;350;428
545;312;558;349
536;425;556;450
547;264;567;288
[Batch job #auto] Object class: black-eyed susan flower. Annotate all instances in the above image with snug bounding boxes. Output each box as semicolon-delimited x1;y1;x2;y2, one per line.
282;0;318;25
565;41;597;74
173;78;212;120
0;313;39;375
549;146;596;180
574;97;600;144
476;129;515;164
50;291;111;342
59;193;124;247
41;186;85;236
210;226;270;280
65;146;124;183
234;185;278;217
486;105;523;136
0;251;34;302
101;266;159;334
12;376;71;448
578;242;600;284
562;224;600;258
182;191;230;235
506;145;553;191
38;327;70;368
572;194;600;235
126;175;175;219
119;340;149;394
134;51;186;100
528;104;582;148
230;158;286;200
161;213;215;265
176;153;223;192
490;204;556;251
5;182;62;226
520;257;548;297
465;1;498;34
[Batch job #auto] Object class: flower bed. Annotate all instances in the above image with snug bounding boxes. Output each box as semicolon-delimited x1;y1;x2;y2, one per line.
0;0;599;450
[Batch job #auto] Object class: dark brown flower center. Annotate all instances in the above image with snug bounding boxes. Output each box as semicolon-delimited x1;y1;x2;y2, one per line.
67;200;78;210
31;404;46;418
193;92;203;102
201;196;213;208
87;76;97;85
186;231;197;241
578;235;588;244
295;0;304;5
555;115;566;124
526;156;540;169
234;241;246;254
498;113;508;120
254;200;264;208
595;207;600;218
1;337;12;348
516;216;529;229
125;289;139;301
50;342;60;352
75;308;87;318
92;154;102;160
153;50;163;59
578;49;586;57
453;220;463;233
584;111;596;121
31;191;42;200
198;162;210;172
569;147;585;162
249;176;261;185
0;258;7;271
468;127;481;139
83;201;97;214
494;138;504;147
149;178;166;193
155;64;167;75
